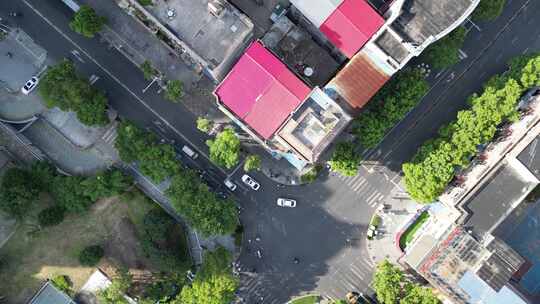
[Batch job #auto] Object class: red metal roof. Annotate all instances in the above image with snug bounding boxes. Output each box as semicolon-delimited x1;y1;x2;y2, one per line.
320;0;384;58
215;42;311;139
329;51;390;111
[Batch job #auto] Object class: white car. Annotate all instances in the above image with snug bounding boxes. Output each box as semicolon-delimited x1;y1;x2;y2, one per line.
224;179;237;191
241;174;260;190
277;198;296;208
21;76;39;95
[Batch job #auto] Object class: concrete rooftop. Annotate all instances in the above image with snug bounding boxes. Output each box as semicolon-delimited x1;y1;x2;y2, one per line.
147;0;253;79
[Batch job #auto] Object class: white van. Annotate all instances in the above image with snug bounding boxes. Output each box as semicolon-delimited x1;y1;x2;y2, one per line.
182;145;198;159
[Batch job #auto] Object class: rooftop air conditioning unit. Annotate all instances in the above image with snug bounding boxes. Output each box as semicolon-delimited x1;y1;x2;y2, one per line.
208;1;225;18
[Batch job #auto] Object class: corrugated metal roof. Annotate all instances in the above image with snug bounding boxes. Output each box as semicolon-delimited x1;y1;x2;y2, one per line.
328;50;390;111
290;0;342;27
320;0;385;58
215;42;311;139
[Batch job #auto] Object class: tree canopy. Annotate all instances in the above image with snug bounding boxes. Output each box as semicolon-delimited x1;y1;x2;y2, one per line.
244;154;261;172
69;5;106;38
373;260;440;304
167;171;238;236
420;27;467;70
403;54;540;203
353;69;429;148
196;117;212;133
472;0;506;22
115;121;179;182
328;141;361;176
39;60;109;126
164;80;183;103
206;128;240;169
0;167;40;219
175;247;238;304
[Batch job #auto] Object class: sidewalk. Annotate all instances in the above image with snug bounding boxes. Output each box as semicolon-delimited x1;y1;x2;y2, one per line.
81;0;226;120
366;184;423;266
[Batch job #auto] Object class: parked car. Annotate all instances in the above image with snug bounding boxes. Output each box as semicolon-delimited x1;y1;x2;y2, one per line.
241;174;260;190
224;179;237;191
181;145;199;159
21;76;39;95
277;198;296;208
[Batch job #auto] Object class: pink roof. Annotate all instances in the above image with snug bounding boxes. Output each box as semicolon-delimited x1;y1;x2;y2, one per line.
320;0;384;58
215;42;311;139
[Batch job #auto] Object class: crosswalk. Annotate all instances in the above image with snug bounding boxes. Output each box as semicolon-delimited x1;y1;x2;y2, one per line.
236;254;375;304
101;123;118;145
336;174;386;208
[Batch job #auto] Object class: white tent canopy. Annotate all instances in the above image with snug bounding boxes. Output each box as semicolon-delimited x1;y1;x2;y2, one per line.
290;0;344;27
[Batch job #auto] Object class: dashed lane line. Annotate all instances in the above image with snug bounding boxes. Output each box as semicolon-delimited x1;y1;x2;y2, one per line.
22;0;227;175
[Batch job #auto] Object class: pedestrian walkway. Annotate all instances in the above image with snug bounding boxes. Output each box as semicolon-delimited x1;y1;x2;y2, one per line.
365;184;422;266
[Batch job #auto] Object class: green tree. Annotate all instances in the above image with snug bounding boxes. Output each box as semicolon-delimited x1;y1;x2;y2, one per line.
206;128;240;169
69;5;106;38
98;268;132;304
39;60;109;126
51;275;72;295
420;27;467;70
167;172;238;236
400;285;440;304
38;206;66;227
81;169;131;201
353;69;429;148
78;245;104;266
244;155;261;172
175;247;238;304
51;175;93;213
115;121;179;182
196;117;212;133
0;167;40;219
164;80;183;102
328;142;360;177
472;0;506;22
373;260;404;304
140;60;158;80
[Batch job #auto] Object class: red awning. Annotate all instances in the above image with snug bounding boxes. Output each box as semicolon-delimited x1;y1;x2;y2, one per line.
320;0;384;58
215;42;311;139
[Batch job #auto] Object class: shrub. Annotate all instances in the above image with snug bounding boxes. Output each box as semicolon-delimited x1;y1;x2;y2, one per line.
140;60;158;80
51;275;72;295
301;164;322;183
164;80;183;102
138;0;153;5
328;142;361;176
38;206;66;227
79;245;104;266
243;155;261;172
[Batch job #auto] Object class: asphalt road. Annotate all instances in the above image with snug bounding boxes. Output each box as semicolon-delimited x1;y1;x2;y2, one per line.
0;1;383;302
1;0;539;303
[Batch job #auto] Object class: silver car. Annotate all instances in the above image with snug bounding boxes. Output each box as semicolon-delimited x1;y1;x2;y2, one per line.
277;198;296;208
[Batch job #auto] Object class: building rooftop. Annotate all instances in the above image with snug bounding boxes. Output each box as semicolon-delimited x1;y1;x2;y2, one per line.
146;0;253;81
261;15;341;87
462;164;537;238
276;87;352;162
518;135;540;180
327;49;391;112
215;41;311;139
28;281;75;304
290;0;385;58
392;0;474;44
375;29;409;63
458;270;528;304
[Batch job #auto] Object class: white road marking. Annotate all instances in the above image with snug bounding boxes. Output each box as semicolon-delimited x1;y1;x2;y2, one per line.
22;0;226;175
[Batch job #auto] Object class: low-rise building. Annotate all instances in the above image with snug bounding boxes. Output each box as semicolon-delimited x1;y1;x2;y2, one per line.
122;0;254;82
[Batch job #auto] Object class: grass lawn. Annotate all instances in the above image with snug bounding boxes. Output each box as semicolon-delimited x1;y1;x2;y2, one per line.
0;189;190;303
290;295;320;304
400;211;430;249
